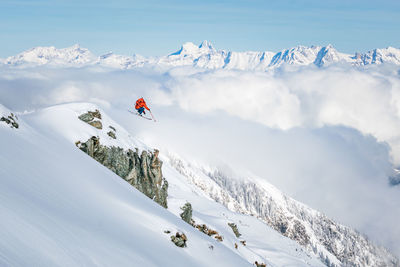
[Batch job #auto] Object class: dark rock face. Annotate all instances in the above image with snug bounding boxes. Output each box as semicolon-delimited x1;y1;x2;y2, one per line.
77;136;168;208
180;202;193;224
1;113;19;129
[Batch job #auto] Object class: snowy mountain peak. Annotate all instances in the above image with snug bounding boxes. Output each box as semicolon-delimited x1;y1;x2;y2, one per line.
269;45;321;66
313;44;352;66
170;41;216;57
170;42;198;56
360;46;400;65
199;40;214;50
5;44;96;66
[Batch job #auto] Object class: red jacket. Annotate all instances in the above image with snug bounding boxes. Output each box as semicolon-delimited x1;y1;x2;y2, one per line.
135;98;150;110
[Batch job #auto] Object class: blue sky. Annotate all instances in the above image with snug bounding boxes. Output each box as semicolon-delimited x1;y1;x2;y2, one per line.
0;0;399;57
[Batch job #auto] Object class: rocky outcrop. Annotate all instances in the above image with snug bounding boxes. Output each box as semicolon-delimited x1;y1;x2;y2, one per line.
1;113;19;129
170;232;187;248
254;261;266;267
77;136;168;208
177;202;224;243
107;126;116;139
193;222;223;242
228;223;241;238
180;202;193;224
78;109;102;129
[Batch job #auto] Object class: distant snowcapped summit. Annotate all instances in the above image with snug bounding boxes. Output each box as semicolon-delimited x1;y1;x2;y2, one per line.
4;44;96;66
269;45;321;66
161;40;224;67
3;42;400;70
198;40;214;50
358;47;400;65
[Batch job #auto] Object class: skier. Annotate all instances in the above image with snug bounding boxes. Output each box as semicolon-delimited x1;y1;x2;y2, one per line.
135;97;150;116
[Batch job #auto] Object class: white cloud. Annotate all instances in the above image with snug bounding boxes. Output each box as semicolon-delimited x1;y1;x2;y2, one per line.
162;66;400;163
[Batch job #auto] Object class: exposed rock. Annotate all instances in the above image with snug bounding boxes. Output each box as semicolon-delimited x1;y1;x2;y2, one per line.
255;261;266;267
77;136;168;208
107;125;117;139
164;230;171;234
79;110;103;129
78;112;94;123
214;235;223;242
234;243;238;249
1;113;19;129
195;224;209;234
107;130;116;139
190;219;222;242
194;223;218;236
228;222;241;238
207;229;218;236
180;202;193;224
88;109;101;120
240;240;246;246
171;232;187;247
88;120;102;129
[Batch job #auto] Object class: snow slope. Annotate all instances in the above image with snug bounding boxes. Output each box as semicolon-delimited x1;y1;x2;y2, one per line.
3;41;400;70
0;103;251;266
0;102;326;266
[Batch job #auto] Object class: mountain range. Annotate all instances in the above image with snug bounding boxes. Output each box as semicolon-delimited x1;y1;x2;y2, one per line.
2;41;400;70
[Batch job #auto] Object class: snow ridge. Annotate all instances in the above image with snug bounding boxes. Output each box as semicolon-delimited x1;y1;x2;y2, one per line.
3;41;400;70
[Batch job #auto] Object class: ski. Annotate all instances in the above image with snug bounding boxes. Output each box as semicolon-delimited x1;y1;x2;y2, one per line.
128;110;152;120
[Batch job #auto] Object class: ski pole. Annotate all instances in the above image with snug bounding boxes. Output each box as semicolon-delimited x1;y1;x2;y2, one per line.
150;110;157;122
